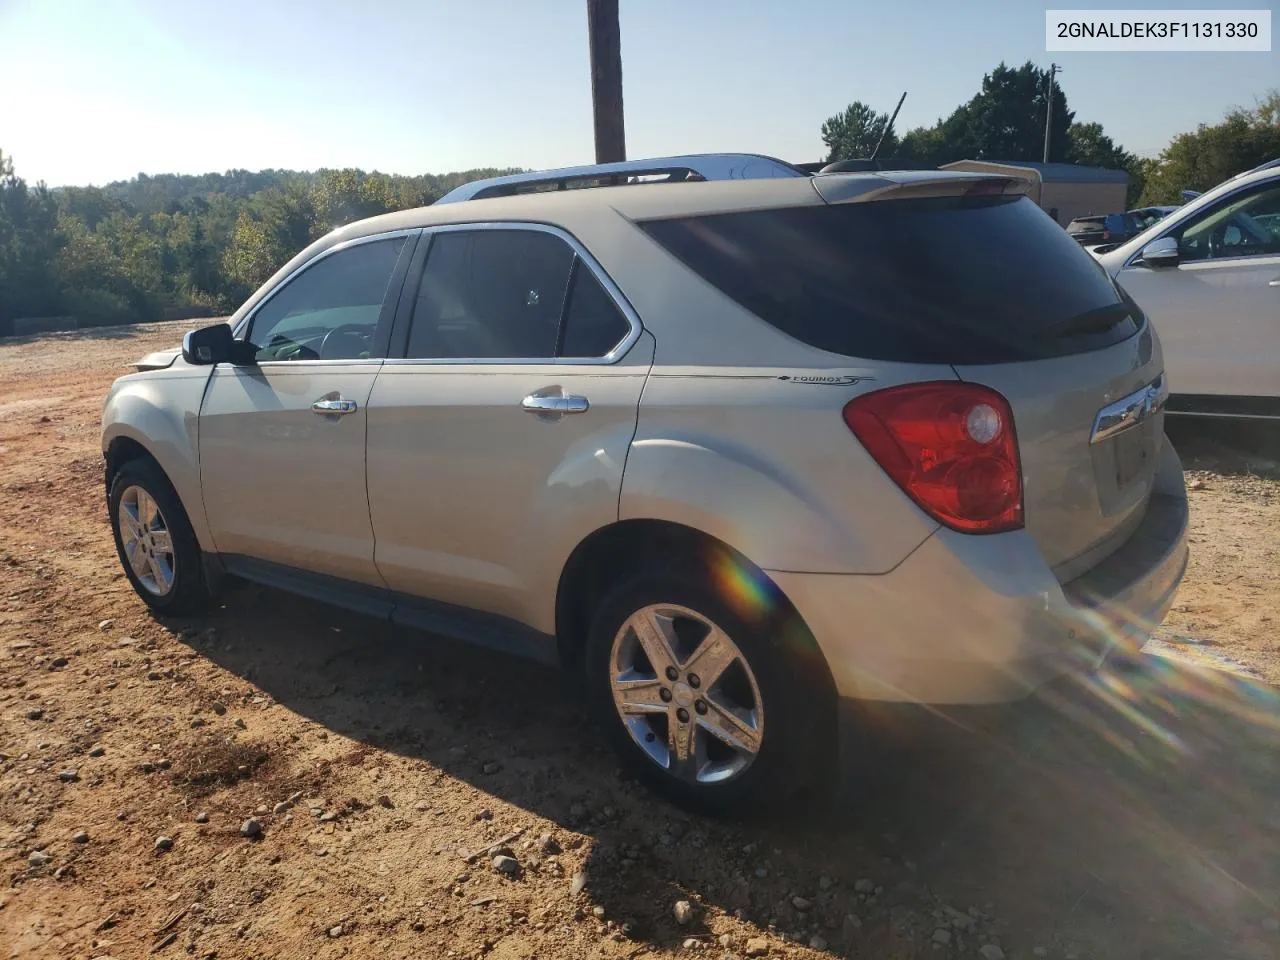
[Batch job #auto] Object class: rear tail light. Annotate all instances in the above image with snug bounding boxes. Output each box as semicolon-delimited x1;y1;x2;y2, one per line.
843;382;1023;534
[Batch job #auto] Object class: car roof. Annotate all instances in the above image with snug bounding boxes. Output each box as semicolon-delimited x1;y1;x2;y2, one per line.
321;168;1017;243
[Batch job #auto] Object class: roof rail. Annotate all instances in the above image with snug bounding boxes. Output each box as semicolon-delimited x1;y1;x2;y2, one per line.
434;153;809;204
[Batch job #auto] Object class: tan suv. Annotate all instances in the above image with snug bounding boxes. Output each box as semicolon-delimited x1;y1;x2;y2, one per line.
102;158;1189;810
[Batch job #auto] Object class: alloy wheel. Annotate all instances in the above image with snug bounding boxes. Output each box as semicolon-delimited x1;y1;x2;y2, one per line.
609;603;765;785
118;485;175;597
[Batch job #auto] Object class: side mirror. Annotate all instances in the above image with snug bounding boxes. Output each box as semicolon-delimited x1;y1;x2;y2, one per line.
1140;237;1180;268
181;323;255;365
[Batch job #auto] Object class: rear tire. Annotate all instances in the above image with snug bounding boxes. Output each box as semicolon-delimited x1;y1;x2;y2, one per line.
584;564;833;813
108;458;210;616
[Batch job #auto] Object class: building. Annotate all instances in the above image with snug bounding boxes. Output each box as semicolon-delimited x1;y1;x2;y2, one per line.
939;160;1130;225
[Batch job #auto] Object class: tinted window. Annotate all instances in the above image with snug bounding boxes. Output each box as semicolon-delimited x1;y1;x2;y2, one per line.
407;230;574;360
249;236;405;361
560;265;632;357
641;196;1138;364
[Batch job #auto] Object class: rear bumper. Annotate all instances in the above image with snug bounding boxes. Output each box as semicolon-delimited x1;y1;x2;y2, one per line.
771;439;1189;705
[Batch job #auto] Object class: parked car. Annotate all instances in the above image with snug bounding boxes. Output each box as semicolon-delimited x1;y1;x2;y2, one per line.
1093;159;1280;419
1066;212;1141;245
103;157;1189;811
1128;205;1180;231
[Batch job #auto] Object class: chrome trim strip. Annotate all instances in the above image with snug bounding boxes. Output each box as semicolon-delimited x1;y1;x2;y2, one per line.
378;220;644;367
1090;374;1168;444
232;228;421;341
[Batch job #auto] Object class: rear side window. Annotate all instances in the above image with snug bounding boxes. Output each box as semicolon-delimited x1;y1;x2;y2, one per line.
407;229;573;360
559;266;632;358
640;196;1139;364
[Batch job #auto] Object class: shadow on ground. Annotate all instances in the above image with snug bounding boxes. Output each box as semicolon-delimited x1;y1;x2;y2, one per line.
166;582;1280;960
1168;419;1280;480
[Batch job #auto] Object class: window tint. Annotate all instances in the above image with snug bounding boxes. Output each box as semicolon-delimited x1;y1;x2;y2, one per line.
559;265;632;357
640;196;1138;365
249;236;405;361
407;230;574;360
1175;184;1280;262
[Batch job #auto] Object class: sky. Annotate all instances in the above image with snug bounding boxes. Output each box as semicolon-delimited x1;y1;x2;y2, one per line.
1;0;1276;187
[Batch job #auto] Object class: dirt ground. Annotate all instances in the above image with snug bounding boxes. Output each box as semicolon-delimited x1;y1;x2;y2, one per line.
1;322;1278;960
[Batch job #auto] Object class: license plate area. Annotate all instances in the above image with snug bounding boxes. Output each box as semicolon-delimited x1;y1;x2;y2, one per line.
1112;419;1155;488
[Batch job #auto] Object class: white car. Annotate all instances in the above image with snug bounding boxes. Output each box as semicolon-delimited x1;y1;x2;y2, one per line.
1094;161;1280;419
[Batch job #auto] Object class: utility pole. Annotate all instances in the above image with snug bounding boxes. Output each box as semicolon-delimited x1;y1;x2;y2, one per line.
586;0;626;163
1043;63;1062;163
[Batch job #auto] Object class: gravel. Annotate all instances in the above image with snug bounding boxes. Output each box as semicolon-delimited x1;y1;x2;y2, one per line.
745;937;769;956
673;900;695;925
57;769;79;782
154;836;174;851
932;928;952;945
979;946;1006;960
854;878;874;894
28;850;52;868
194;812;209;824
492;854;520;877
791;896;812;911
808;934;828;950
71;830;89;844
241;818;263;839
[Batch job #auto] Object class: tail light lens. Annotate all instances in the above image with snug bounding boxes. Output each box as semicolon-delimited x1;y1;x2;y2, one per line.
843;382;1023;534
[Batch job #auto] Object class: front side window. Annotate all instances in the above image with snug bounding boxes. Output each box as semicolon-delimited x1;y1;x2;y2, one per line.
248;236;406;362
1175;184;1280;262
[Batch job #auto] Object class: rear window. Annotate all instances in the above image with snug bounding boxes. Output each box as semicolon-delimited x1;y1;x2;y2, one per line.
640;196;1140;364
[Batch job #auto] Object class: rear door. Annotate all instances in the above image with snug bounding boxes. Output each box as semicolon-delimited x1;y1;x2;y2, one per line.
1113;178;1280;401
365;224;652;631
200;231;415;585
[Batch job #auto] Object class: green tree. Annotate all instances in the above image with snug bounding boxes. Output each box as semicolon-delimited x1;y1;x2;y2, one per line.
1065;121;1144;205
1140;92;1280;204
0;150;63;330
821;101;897;162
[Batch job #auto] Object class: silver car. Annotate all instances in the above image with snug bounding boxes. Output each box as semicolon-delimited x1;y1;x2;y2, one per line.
102;159;1189;810
1094;161;1280;419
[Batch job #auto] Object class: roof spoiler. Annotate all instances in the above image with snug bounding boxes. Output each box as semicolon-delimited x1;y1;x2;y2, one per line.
813;173;1033;205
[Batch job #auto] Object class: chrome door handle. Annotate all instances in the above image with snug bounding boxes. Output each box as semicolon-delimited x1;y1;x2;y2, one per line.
521;394;589;415
312;398;358;415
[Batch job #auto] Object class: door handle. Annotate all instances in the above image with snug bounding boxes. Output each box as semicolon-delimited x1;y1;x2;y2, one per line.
521;394;589;415
311;398;358;415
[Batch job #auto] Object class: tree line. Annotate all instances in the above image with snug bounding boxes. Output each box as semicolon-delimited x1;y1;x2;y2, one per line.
821;62;1279;208
3;61;1278;335
0;161;515;335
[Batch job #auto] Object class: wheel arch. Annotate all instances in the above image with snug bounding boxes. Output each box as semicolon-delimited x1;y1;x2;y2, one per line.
102;379;213;551
554;519;836;699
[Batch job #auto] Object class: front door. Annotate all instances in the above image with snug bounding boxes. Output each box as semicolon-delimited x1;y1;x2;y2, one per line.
200;231;415;584
366;224;651;631
1118;180;1280;401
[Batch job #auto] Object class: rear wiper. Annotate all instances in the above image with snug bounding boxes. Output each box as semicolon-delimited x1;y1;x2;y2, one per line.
1044;303;1136;339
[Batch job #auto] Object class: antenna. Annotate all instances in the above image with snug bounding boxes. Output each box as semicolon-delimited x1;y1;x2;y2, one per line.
870;91;908;161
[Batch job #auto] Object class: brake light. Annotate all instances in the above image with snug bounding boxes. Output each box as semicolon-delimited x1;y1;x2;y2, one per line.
843;382;1023;534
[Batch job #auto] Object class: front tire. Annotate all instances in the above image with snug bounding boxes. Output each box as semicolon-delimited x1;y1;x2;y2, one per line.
108;458;210;616
584;565;833;813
